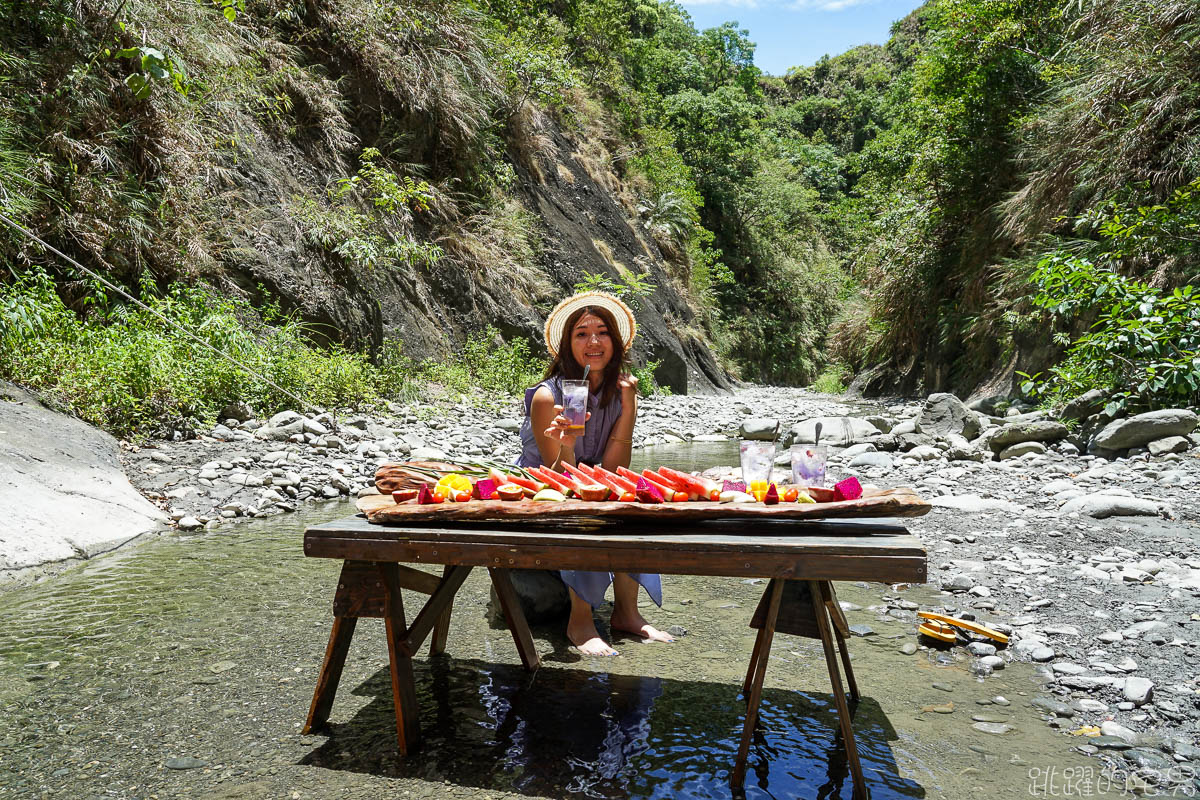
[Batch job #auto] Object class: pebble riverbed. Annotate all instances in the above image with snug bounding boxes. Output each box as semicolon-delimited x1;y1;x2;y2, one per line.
6;386;1200;797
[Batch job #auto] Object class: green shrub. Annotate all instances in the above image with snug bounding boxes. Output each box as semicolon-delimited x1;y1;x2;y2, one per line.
410;326;545;398
810;363;849;395
631;359;671;397
0;271;383;437
573;270;656;311
1020;254;1200;413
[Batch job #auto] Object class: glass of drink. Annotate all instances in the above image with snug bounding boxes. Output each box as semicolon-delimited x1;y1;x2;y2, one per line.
561;380;588;434
739;440;777;495
791;444;827;487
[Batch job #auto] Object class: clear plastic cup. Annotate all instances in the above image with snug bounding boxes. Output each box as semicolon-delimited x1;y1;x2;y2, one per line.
562;380;588;434
739;440;776;492
791;444;827;487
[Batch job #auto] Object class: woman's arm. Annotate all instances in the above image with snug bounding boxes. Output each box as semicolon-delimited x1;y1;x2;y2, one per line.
600;374;638;472
529;385;585;470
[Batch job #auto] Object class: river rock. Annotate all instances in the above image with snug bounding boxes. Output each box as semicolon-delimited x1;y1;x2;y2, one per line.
220;400;255;422
1059;389;1106;422
1123;677;1154;706
739;418;778;441
984;421;1070;453
1060;492;1160;519
999;441;1046;459
1091;409;1198;451
488;569;569;624
1100;721;1138;743
919;393;981;439
1030;646;1055;662
786;417;878;446
849;451;894;470
941;574;974;592
1032;697;1075;717
903;445;941;461
930;495;1023;514
1148;435;1190;456
0;384;169;571
210;423;236;441
947;446;985;462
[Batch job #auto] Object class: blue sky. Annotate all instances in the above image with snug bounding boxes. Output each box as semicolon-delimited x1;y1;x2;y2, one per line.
678;0;926;76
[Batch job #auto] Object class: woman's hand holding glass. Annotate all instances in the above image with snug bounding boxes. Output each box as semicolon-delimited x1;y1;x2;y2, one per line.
543;405;591;441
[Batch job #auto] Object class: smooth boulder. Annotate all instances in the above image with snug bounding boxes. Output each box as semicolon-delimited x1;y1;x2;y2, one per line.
1060;492;1161;519
785;417;878;446
919;393;981;439
0;383;168;572
999;441;1047;459
1148;436;1190;456
1092;410;1198;451
1059;390;1106;422
985;420;1069;453
739;418;779;441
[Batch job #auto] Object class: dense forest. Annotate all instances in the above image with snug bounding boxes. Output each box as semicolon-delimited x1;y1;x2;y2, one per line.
1;0;1198;435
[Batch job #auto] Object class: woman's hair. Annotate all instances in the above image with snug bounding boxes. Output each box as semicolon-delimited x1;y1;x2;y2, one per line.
544;304;629;407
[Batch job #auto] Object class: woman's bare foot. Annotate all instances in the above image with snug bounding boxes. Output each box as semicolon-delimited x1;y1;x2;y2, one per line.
566;587;618;656
567;617;619;656
610;611;675;643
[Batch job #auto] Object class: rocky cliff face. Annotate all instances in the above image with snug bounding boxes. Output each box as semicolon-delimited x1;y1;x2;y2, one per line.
202;98;729;394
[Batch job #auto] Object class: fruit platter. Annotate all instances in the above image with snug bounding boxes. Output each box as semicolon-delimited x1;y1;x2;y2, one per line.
358;460;930;524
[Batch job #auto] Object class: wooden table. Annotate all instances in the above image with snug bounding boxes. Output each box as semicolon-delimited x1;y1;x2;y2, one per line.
301;515;926;798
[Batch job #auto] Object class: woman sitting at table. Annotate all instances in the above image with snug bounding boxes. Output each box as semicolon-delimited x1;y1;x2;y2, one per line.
516;291;673;656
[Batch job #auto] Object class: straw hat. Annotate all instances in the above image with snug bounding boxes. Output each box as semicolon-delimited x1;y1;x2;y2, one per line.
543;291;636;357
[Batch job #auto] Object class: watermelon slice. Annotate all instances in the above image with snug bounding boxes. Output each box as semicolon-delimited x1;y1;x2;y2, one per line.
417;484;435;505
763;484;780;505
834;476;862;501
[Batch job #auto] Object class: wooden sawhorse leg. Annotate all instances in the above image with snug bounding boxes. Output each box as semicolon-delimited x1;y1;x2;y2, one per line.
732;578;783;788
304;615;357;734
809;580;866;799
733;580;866;799
302;559;473;754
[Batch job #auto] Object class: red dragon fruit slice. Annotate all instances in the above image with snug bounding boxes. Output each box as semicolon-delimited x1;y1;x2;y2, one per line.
833;476;863;501
635;476;665;504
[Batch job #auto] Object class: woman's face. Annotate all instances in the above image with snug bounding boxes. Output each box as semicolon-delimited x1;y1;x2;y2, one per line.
570;312;613;373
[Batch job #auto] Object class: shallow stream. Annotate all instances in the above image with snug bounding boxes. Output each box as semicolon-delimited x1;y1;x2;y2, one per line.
0;444;1119;799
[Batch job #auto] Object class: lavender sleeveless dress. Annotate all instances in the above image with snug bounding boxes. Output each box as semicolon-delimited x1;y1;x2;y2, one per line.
516;376;663;610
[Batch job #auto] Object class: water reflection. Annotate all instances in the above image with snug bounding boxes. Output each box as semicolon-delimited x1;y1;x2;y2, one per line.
303;658;924;800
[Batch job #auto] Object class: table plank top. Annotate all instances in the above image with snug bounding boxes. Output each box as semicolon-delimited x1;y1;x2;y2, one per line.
306;515;924;556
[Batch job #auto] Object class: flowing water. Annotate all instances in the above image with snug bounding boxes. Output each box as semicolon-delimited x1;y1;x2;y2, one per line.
0;446;1118;799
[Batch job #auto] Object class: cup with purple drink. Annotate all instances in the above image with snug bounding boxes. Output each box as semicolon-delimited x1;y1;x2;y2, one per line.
562;380;588;434
790;444;827;487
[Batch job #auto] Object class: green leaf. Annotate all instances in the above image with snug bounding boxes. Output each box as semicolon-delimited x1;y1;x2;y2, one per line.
125;73;151;100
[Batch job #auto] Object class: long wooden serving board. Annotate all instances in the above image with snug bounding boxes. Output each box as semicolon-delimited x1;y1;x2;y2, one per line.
357;487;929;525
